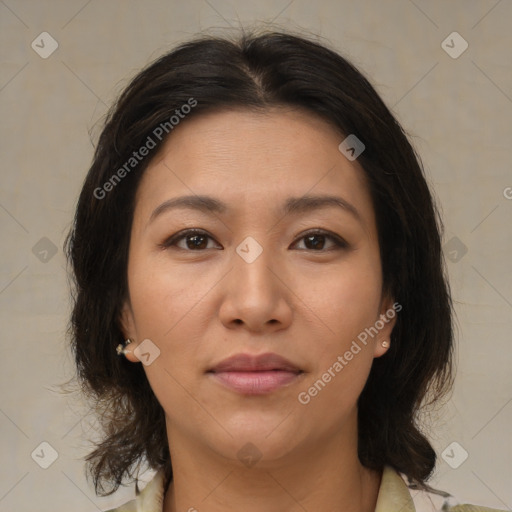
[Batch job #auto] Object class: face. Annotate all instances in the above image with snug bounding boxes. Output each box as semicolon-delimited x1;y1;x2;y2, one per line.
120;107;396;465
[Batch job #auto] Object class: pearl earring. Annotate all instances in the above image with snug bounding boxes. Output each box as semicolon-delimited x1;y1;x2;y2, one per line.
381;341;389;348
116;339;133;356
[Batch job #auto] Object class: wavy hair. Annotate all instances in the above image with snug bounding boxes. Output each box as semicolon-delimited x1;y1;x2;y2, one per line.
66;29;453;495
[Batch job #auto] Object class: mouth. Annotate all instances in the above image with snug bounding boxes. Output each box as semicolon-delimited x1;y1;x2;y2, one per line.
207;353;304;395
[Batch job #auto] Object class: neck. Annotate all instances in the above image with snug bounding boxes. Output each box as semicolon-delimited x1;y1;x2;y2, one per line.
162;417;381;512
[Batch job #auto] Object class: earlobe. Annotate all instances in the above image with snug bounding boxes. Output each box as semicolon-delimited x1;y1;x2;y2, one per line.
116;338;140;363
373;296;399;358
118;302;140;363
373;339;391;358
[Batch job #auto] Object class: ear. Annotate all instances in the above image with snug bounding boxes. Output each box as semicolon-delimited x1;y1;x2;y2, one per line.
119;300;140;363
373;295;400;358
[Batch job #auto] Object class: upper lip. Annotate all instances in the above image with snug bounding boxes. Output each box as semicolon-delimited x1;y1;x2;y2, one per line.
208;353;302;373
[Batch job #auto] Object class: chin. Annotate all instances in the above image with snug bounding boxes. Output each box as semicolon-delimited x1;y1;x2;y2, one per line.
208;412;307;465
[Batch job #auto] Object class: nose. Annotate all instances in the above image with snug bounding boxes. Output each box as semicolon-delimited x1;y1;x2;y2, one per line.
218;242;293;333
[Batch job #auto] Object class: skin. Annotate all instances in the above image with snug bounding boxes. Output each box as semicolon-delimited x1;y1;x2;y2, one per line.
120;107;397;512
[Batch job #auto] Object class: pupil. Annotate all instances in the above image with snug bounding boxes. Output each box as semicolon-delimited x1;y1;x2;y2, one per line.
306;235;324;250
187;234;206;249
184;234;326;250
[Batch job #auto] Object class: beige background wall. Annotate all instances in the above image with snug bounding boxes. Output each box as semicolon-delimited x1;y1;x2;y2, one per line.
0;1;511;511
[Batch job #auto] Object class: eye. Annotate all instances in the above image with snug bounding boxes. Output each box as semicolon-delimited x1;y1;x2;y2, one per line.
291;229;348;251
160;229;222;251
160;228;348;252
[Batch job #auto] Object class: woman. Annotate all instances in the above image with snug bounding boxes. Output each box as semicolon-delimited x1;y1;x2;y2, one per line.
66;30;502;511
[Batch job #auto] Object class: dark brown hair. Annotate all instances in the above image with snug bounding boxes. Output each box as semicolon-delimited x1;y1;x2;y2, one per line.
66;29;453;495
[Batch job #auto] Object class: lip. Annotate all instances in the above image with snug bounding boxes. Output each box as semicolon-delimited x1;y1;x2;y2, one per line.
209;353;301;373
207;353;303;395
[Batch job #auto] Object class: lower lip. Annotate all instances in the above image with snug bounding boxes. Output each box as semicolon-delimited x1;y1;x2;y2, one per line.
209;370;301;395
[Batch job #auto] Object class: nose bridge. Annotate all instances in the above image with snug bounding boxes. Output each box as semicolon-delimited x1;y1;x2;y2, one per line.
232;236;278;298
218;234;292;330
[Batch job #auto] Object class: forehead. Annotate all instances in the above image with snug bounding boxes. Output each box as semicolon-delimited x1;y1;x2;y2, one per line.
134;107;375;227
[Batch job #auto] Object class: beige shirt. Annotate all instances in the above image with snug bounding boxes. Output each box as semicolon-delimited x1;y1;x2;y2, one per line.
106;466;504;512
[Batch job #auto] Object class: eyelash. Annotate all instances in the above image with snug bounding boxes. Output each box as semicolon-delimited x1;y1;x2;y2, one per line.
160;228;348;252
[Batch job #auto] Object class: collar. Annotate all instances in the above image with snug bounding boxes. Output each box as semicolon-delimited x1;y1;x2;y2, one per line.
375;465;415;512
114;465;418;511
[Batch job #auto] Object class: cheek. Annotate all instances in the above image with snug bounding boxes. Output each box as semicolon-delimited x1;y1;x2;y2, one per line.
291;253;382;404
130;263;209;418
127;257;216;405
128;255;213;339
295;275;379;421
291;255;382;345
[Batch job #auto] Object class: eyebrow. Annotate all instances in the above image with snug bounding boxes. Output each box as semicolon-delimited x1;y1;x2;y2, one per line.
149;194;363;224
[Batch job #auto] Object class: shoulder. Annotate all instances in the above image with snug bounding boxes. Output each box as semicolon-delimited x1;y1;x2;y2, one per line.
449;508;506;512
104;466;505;512
103;470;166;512
392;466;505;512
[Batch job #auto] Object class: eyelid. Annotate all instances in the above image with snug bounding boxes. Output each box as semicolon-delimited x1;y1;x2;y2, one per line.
290;228;349;250
160;228;348;252
160;228;222;250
